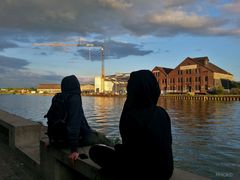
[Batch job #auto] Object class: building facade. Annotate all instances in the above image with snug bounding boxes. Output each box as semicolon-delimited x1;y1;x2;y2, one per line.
37;84;61;94
81;84;95;94
152;57;233;94
37;83;94;94
95;73;130;94
152;67;173;94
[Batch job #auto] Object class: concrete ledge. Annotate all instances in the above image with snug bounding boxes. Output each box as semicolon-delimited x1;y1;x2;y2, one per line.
0;109;41;179
40;138;209;180
0;109;209;180
40;138;105;180
0;109;40;148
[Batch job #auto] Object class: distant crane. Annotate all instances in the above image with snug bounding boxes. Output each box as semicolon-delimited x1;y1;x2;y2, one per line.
33;42;105;92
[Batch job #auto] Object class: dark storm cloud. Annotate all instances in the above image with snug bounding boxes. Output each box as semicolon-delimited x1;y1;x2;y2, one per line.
0;55;29;69
0;0;126;36
0;67;63;88
0;55;63;87
0;40;18;51
40;52;48;56
75;40;153;61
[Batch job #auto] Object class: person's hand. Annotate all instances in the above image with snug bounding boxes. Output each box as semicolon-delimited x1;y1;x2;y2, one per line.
44;142;50;149
68;152;79;167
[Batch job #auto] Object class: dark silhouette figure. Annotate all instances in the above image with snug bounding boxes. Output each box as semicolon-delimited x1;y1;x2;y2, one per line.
60;75;112;163
89;70;174;179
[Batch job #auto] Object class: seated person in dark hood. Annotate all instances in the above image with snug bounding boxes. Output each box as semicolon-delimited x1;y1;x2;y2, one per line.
89;70;174;179
119;69;174;179
61;75;112;163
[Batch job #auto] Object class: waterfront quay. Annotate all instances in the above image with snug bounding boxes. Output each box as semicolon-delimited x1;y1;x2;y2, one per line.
85;94;240;101
1;91;240;101
0;108;209;180
160;94;240;101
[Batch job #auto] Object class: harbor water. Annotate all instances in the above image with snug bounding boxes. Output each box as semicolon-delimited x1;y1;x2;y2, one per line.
0;94;239;179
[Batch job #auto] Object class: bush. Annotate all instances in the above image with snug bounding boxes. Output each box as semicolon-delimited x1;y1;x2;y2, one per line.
230;88;240;95
208;86;225;95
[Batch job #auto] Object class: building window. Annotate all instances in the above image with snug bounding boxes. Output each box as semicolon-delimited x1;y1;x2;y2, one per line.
205;76;208;82
195;85;198;90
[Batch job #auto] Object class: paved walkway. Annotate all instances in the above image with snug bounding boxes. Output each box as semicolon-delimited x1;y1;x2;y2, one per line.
0;140;33;180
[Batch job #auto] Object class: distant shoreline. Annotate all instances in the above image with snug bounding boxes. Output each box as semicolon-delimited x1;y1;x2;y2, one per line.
1;93;240;101
0;93;126;97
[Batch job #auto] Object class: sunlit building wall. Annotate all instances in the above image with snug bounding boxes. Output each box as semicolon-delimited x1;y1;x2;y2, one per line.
94;76;102;93
152;56;234;94
94;73;130;94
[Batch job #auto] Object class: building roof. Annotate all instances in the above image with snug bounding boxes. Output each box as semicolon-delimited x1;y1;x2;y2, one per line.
37;84;60;89
153;66;173;75
190;57;232;75
153;57;233;77
162;67;173;74
105;73;130;82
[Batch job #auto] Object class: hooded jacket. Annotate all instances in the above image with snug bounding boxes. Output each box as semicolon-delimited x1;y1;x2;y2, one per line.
119;70;174;179
61;75;92;152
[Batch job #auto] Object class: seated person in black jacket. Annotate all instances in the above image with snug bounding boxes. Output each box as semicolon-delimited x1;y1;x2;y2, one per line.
89;70;174;179
61;75;112;163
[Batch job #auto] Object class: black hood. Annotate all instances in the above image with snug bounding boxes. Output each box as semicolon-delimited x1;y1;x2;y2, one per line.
126;70;160;109
61;75;81;94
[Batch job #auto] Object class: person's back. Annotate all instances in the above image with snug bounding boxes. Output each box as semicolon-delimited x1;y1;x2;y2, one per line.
119;69;174;179
89;70;173;180
61;75;92;152
60;75;113;163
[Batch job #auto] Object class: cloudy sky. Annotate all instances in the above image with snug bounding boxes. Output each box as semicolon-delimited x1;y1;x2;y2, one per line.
0;0;240;87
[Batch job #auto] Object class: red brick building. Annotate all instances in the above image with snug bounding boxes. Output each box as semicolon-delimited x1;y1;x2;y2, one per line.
152;67;173;94
152;57;233;94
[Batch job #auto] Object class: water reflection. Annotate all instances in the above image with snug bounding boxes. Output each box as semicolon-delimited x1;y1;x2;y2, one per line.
158;98;240;179
0;95;239;179
82;96;126;137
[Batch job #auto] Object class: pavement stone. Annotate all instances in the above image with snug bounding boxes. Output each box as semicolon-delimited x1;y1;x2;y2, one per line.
0;139;34;180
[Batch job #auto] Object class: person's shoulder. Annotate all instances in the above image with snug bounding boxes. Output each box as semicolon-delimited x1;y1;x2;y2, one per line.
67;93;80;98
64;93;81;103
155;106;170;118
155;106;167;113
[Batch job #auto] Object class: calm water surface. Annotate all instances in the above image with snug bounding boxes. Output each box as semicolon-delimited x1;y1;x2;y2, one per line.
0;94;239;179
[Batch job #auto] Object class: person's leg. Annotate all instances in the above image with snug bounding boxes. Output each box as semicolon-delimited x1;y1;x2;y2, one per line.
81;130;114;147
89;144;116;168
89;144;123;179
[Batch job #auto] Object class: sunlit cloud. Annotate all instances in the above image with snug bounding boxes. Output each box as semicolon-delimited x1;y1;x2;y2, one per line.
0;0;239;37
